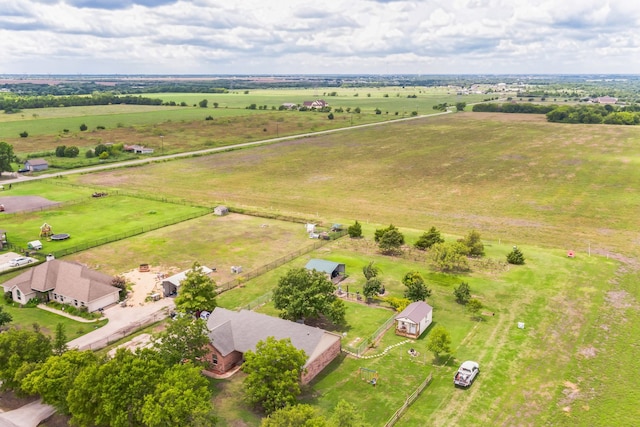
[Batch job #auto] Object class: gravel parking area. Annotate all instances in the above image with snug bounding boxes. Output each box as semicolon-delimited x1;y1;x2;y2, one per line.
0;196;60;214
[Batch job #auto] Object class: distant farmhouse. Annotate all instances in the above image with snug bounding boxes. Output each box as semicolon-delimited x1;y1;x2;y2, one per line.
302;100;329;109
123;144;154;154
24;159;48;172
1;260;120;312
594;96;618;104
204;308;342;384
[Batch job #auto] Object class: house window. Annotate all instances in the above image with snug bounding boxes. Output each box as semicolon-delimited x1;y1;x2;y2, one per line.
74;300;78;306
212;354;218;365
81;302;85;306
16;289;21;299
53;293;58;299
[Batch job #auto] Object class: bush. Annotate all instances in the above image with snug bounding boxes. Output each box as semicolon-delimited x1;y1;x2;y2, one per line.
55;145;67;157
64;146;79;158
507;246;525;265
85;149;95;158
79;123;88;131
347;220;362;238
25;298;40;308
454;282;471;304
205;115;214;121
96;125;105;130
99;151;109;160
4;291;13;304
94;144;108;156
19;131;28;138
327;112;334;120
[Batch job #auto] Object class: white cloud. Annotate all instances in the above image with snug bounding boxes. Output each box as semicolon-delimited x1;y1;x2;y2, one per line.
1;0;640;74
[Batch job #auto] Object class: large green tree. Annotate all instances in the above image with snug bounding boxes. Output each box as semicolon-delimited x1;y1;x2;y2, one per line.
507;246;526;265
378;228;405;255
152;316;210;366
328;399;370;427
414;226;444;250
402;271;431;302
273;268;346;325
453;282;471;305
429;242;470;272
141;363;216;427
0;326;52;391
174;261;217;317
68;349;166;427
21;350;99;415
0;141;15;176
459;230;485;257
426;325;452;361
261;404;327;427
243;337;307;415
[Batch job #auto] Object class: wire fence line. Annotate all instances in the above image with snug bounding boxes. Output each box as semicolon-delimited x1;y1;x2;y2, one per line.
342;313;397;356
384;372;434;427
216;230;348;296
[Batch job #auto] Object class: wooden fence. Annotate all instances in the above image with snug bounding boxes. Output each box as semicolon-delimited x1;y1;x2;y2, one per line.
384;372;433;427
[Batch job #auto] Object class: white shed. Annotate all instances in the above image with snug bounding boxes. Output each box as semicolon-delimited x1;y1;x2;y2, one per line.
395;301;433;339
214;206;229;216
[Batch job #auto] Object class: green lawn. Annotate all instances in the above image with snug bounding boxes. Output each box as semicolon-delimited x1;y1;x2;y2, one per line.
0;299;107;339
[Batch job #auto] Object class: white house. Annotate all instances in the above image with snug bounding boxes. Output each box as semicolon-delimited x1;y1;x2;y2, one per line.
394;301;433;339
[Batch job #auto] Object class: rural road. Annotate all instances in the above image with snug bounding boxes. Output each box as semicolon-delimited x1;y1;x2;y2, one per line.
1;111;452;186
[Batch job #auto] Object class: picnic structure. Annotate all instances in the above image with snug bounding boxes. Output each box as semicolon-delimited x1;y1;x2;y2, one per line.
1;259;120;312
162;266;214;297
204;308;342;384
394;301;433;339
304;258;346;283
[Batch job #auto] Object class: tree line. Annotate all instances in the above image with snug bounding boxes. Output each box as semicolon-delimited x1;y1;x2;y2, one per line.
0;93;163;112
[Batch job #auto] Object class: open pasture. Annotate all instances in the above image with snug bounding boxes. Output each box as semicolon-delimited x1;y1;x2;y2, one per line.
74;112;640;257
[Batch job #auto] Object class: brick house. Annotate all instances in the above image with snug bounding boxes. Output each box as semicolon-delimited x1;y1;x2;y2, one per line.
204;308;342;384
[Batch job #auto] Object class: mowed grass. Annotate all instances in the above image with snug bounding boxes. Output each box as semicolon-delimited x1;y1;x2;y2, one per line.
69;112;640;425
0;181;209;257
0;299;108;339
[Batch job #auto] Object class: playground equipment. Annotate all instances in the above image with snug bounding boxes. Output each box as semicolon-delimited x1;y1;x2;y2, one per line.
40;223;52;238
359;367;379;386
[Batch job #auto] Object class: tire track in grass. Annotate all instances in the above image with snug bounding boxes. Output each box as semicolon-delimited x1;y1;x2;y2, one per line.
427;294;521;426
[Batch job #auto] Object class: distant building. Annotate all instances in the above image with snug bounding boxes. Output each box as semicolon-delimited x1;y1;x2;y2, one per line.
213;205;229;216
302;100;329;109
24;159;48;172
123;144;154;154
594;96;618;105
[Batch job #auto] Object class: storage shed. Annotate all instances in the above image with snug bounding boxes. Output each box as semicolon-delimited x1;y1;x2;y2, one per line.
305;259;346;282
395;301;433;339
24;159;49;172
214;205;229;216
162;266;214;296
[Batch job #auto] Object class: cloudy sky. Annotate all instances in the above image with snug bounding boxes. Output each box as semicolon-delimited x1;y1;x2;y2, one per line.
1;0;639;75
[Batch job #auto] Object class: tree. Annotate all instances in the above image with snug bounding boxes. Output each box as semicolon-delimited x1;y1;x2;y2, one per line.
456;102;467;112
467;298;484;320
328;399;370;427
64;146;79;158
152;316;210;366
347;220;362;238
362;261;380;280
378;228;404;255
141;363;216;427
362;277;383;302
0;306;12;327
198;99;208;108
94;143;108;156
174;261;217;317
402;271;431;301
53;323;68;356
273;268;346;325
374;224;399;242
328;112;334;120
55;145;67;157
459;230;485;257
261;404;327;427
414;226;444;250
111;275;128;300
453;282;471;305
0;142;14;177
19;131;28;138
0;326;52;391
79;123;88;131
213;102;219;108
507;246;525;265
426;325;452;361
354;107;361;113
243;337;307;415
68;348;166;427
21;349;99;415
429;242;470;272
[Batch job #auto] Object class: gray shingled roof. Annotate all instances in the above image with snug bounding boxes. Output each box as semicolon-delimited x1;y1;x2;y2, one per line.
206;308;340;366
395;301;433;323
3;260;118;303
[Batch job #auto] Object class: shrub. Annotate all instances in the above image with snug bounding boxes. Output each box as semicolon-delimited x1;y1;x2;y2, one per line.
454;282;471;304
64;146;79;158
19;131;28;138
55;145;67;157
347;220;362;238
99;151;109;160
79;123;88;131
85;149;95;158
205;115;214;121
327;112;334;120
507;246;525;265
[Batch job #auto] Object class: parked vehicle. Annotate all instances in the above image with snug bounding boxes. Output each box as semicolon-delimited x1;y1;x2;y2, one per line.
454;361;479;387
9;257;33;267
